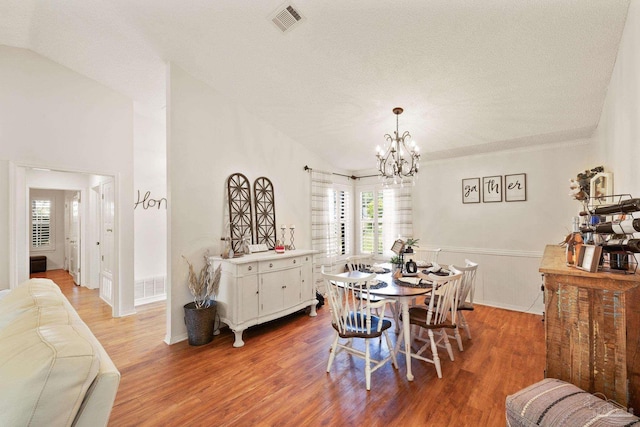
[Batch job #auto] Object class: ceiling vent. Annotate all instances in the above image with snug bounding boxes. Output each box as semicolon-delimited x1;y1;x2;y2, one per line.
270;3;305;33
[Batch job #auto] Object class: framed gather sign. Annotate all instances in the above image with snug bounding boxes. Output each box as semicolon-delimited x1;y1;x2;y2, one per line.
463;173;527;204
462;178;481;204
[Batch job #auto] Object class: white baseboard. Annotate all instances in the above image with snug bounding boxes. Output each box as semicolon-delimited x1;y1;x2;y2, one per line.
135;294;166;306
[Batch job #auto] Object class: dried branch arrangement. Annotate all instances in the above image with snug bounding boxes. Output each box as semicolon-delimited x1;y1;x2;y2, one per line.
182;251;222;309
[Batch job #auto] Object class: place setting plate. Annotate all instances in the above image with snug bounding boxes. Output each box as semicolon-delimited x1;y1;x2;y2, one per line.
395;276;431;288
367;279;388;289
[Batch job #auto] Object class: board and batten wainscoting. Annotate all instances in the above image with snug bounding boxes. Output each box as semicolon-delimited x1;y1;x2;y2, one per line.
420;246;544;314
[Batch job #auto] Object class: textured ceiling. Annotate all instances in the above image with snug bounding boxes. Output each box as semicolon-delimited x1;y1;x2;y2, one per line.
0;0;630;171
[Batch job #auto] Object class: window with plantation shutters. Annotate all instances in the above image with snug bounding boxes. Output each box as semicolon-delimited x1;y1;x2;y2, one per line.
360;190;384;254
357;185;412;257
31;198;55;251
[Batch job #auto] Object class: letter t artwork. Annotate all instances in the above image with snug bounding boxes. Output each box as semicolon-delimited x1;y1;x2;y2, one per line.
482;176;502;202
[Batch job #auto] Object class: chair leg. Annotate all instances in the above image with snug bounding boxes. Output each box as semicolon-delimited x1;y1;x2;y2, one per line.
394;327;404;357
327;334;339;372
459;312;472;339
428;329;442;378
365;339;372;391
384;330;398;369
393;301;400;333
454;325;464;351
442;329;455;361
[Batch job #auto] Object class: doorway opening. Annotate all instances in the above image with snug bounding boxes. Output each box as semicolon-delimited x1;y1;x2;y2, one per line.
17;166;118;315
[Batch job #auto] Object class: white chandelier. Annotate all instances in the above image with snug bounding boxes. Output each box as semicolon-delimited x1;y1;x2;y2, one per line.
376;107;420;182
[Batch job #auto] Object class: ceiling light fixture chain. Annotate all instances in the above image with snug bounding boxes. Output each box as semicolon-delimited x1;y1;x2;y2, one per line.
376;107;421;185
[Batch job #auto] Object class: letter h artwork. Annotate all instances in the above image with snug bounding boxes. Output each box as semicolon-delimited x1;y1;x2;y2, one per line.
482;176;502;203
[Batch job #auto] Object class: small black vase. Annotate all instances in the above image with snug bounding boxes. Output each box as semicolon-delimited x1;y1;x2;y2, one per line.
405;259;417;274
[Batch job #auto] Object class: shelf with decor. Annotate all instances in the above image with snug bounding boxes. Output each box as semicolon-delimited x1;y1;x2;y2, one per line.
579;194;640;274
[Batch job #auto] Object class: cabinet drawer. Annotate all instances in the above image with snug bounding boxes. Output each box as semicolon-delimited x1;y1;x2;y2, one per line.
299;255;312;264
219;261;258;276
238;262;258;276
259;257;301;272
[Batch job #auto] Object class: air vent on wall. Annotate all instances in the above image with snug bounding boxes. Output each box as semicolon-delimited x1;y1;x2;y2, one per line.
270;3;305;33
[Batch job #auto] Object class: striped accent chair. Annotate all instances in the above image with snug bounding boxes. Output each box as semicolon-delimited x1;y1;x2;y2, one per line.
506;378;640;426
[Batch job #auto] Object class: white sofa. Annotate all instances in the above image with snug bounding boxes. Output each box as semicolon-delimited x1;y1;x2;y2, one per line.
0;279;120;427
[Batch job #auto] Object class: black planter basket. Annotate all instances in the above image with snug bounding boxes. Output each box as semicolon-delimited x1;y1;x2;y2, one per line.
184;301;218;346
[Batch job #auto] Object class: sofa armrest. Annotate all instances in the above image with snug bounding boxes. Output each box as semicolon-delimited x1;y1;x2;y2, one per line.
72;341;120;427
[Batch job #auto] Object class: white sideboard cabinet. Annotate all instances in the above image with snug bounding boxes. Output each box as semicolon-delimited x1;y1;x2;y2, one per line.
210;250;317;347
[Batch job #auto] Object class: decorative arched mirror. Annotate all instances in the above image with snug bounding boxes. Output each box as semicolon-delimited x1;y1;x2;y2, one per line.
254;177;277;249
227;173;253;254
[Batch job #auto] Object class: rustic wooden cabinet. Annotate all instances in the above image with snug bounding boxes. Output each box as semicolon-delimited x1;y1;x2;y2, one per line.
212;250;317;347
539;245;640;412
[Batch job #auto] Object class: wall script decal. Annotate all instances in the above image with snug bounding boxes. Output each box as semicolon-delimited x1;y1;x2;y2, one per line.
134;190;167;210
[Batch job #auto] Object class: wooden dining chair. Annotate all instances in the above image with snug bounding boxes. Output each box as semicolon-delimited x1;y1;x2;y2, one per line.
322;266;398;391
412;248;441;266
394;268;463;379
450;259;478;351
345;254;395;323
345;255;373;273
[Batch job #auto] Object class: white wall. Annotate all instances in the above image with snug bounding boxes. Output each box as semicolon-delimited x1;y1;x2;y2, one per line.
594;1;640;198
410;140;594;313
0;45;135;316
167;63;335;343
0;161;9;287
134;108;167;303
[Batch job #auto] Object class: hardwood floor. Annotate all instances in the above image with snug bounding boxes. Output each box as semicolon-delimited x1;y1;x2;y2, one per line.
30;269;545;426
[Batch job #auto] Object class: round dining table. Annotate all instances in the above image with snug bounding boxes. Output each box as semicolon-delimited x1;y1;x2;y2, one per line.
332;265;433;381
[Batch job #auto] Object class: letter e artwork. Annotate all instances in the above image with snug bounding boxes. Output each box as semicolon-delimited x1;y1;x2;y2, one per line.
505;174;527;202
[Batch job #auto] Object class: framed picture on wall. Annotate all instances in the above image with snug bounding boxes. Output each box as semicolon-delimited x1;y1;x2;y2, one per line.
505;173;527;202
462;178;481;204
482;176;502;203
589;172;613;208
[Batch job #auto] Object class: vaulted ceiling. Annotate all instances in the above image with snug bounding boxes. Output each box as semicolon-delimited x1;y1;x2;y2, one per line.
0;1;630;171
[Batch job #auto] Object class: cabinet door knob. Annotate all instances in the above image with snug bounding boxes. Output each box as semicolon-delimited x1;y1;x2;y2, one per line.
293;259;296;264
269;263;273;268
248;266;252;271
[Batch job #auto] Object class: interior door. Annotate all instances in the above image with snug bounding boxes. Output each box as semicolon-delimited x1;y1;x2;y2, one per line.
68;192;81;285
100;180;114;305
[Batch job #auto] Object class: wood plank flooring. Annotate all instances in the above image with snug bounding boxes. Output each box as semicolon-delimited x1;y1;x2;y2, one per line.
30;269;545;426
